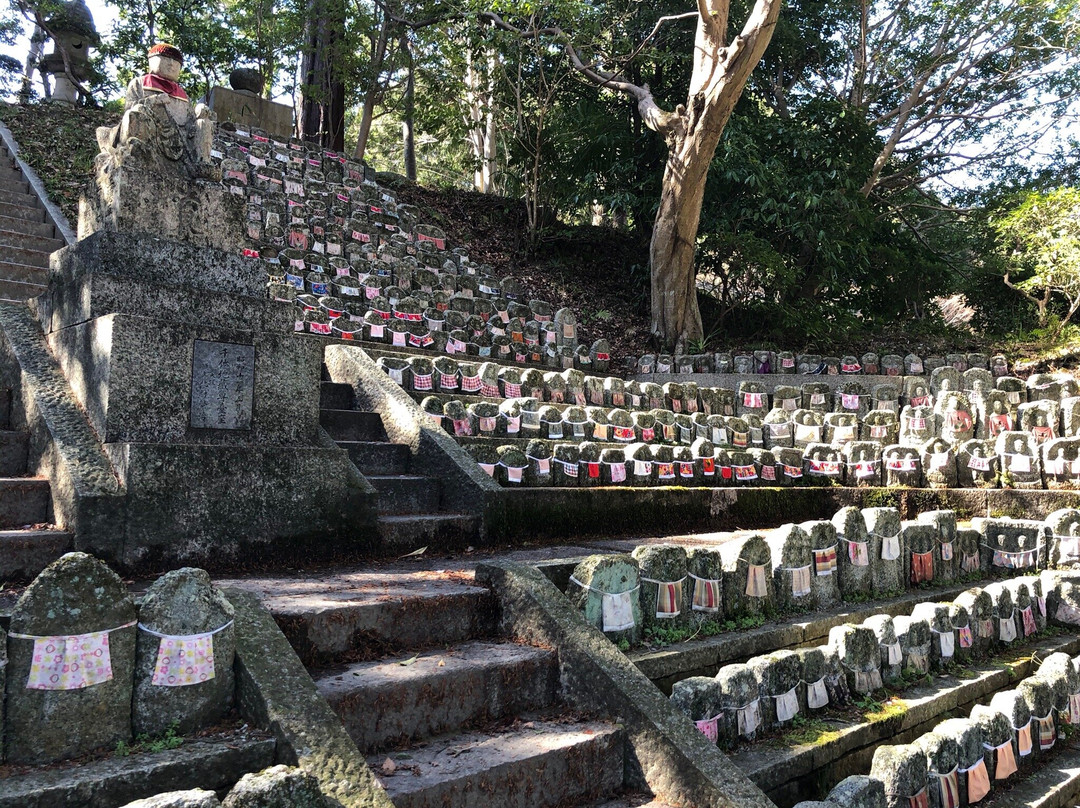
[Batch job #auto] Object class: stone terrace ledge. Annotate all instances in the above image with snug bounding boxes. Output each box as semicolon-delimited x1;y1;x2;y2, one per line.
734;633;1080;806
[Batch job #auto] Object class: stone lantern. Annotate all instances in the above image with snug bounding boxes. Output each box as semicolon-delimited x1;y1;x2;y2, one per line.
38;0;99;103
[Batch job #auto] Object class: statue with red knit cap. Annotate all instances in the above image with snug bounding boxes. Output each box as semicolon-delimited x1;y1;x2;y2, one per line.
94;42;216;181
82;42;242;251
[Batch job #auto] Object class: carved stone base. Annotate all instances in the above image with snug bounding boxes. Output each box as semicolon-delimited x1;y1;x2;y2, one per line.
79;163;245;253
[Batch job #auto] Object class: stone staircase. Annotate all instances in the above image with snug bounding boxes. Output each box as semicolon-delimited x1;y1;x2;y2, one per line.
259;568;663;808
0;142;65;303
0;384;71;580
318;375;482;552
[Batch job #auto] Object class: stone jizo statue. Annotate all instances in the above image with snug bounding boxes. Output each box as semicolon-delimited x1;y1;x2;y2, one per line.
95;42;216;179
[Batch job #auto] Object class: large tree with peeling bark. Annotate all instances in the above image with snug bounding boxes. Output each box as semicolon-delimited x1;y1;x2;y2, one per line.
388;0;782;348
512;2;780;348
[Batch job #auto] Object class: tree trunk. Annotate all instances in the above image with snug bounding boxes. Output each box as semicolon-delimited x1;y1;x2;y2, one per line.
649;137;712;347
401;34;416;181
300;0;346;151
352;17;391;162
19;26;45;103
464;48;497;193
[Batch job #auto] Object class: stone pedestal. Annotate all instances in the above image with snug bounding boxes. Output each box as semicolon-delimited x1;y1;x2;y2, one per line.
78;164;243;253
34;229;376;568
209;86;294;138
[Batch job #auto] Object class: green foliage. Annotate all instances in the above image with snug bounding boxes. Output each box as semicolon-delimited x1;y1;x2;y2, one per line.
113;721;184;757
994;187;1080;331
776;713;842;747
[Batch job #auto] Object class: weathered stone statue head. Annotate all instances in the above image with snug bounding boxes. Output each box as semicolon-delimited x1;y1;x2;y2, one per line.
148;42;182;82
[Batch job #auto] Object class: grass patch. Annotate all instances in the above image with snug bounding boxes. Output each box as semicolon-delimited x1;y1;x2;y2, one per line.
114;721;184;757
776;713;843;747
863;695;908;724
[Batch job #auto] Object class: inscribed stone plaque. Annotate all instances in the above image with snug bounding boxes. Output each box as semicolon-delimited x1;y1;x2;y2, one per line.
190;340;254;429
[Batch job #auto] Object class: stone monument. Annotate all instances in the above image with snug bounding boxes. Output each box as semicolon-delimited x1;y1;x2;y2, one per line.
30;44;374;568
38;0;98;104
208;66;294;138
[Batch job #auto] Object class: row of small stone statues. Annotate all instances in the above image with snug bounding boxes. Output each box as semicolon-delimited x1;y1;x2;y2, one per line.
1;554;235;767
669;572;1051;752
565;510;1079;640
211;123;595;371
391;357;1075;447
456;431;1080;492
635;350;1010;378
793;651;1077;808
296;294;590;370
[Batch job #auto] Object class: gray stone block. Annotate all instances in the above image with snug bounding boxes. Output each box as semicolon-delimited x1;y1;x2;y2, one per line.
893;615;930;675
932;718;984;807
718;533;774;618
828;624;881;694
222;765;328;808
969;704;1013;783
913;731;959;808
670;675;723;731
4;552;136;764
801;520;840;608
133;568;235;736
833;506;872;601
864;507;903;596
210;86;294;139
79;164;245;254
37;231;282;334
827;774;885;808
863;614;902;684
48;313;323;446
955;586;995;656
686;548;723;626
869;743;927;808
715;663;761;747
765;523;814;613
567;554;642;646
122;791;222;808
632;544;690;634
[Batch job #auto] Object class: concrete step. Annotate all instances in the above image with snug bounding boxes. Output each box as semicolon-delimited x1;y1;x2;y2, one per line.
0;429;28;475
0;277;44;302
0;259;47;286
0;242;51;269
320;380;355;410
342;440;411;476
0;175;28;196
377;513;481;555
320;408;388;441
368;474;441;515
0;528;74;582
0;733;276;808
368;718;625;808
0;186;42;209
316;641;559;753
0;477;50;528
0;199;45;224
0;213;54;240
0;226;63;254
221;571;496;666
996;738;1080;807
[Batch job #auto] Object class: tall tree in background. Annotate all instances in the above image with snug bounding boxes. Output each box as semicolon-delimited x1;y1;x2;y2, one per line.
300;0;347;149
481;0;782;347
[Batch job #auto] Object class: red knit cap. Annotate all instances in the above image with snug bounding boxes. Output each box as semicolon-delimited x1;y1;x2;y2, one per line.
148;43;182;63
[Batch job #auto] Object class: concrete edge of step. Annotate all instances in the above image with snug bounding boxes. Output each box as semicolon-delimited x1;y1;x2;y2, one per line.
476;560;777;808
0;117;76;246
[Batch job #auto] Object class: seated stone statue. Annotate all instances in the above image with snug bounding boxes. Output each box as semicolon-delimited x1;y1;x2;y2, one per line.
96;43;216;179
